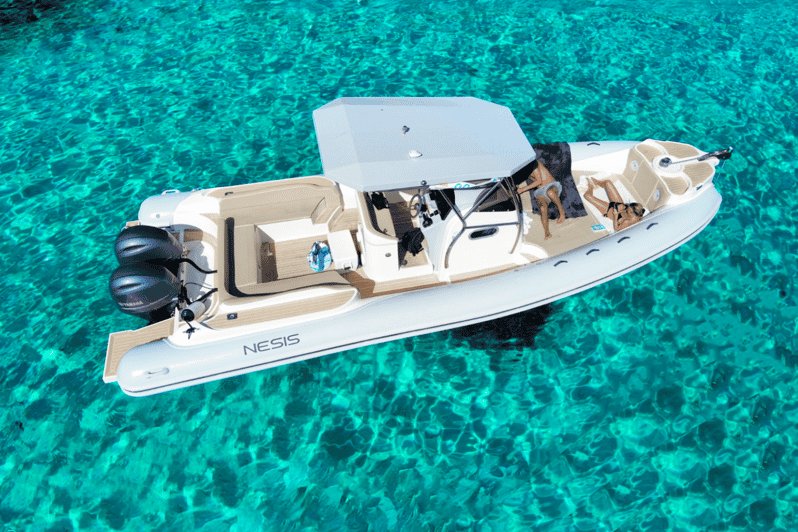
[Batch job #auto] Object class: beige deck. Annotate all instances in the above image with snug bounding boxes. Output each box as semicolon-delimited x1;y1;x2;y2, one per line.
519;171;608;257
204;287;357;329
521;208;606;257
343;269;445;298
362;190;430;269
385;191;429;268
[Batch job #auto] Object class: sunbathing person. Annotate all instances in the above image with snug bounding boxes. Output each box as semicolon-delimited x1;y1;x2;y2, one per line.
583;178;645;231
516;162;565;240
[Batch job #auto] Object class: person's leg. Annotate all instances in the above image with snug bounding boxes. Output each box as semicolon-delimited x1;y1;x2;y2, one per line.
547;185;566;224
596;179;624;204
584;179;609;214
536;196;552;239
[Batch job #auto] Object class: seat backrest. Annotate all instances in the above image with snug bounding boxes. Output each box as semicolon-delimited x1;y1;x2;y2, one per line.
621;146;670;213
655;140;700;159
218;177;343;226
232;224;258;288
660;175;690;195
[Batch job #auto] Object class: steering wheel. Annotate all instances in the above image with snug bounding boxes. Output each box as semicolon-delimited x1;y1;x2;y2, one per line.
409;194;422;218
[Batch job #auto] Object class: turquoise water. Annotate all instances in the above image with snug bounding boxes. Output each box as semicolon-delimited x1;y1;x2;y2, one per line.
1;0;796;530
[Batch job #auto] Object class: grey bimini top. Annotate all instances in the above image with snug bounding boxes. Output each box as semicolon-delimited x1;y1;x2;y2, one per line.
312;97;536;192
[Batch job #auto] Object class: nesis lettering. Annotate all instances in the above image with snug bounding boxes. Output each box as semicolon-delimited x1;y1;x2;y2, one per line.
243;334;300;355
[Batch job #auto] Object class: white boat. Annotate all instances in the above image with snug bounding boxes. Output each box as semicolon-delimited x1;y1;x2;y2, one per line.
103;97;732;396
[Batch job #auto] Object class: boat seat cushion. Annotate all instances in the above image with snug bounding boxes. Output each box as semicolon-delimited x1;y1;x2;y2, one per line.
257;219;328;242
219;178;342;227
233;224;258;287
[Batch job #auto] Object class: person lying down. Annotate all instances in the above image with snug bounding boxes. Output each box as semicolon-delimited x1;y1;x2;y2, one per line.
583;178;645;232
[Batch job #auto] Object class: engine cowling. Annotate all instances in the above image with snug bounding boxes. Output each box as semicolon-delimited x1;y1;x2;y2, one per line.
109;263;181;323
114;225;182;266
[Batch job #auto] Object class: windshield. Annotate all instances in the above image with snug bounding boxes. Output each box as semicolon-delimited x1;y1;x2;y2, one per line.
473;185;515;212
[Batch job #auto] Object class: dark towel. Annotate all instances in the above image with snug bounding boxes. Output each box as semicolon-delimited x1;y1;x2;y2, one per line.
514;142;587;220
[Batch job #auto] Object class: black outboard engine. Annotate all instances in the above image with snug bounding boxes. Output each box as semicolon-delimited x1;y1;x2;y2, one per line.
114;225;183;273
109;263;181;323
110;225;184;323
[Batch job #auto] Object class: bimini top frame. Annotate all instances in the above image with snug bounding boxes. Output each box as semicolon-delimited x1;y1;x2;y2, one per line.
313;97;536;192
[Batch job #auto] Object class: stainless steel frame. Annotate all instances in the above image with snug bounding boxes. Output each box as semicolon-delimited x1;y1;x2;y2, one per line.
435;177;524;269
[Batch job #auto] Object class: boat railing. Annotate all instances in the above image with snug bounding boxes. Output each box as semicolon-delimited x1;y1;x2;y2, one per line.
438;177;523;268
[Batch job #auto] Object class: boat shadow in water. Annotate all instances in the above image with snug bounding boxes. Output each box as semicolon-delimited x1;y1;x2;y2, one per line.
451;305;554;351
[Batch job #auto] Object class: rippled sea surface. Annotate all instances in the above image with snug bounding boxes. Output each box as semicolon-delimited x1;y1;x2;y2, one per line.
1;0;796;530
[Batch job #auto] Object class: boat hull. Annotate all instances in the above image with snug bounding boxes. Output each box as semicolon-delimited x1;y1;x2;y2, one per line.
117;184;721;396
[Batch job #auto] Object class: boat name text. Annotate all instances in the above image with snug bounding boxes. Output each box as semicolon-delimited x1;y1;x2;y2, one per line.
243;334;300;355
